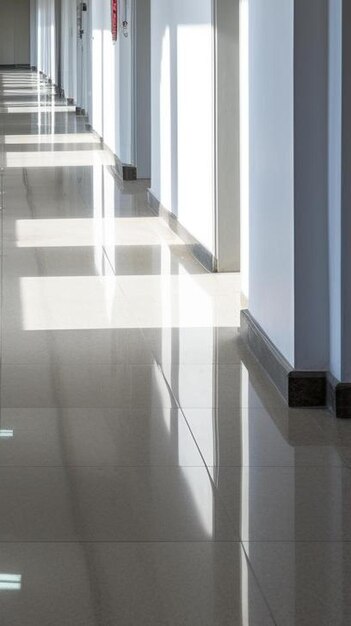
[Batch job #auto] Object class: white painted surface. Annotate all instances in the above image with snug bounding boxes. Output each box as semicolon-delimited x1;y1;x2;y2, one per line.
61;0;78;101
249;0;329;371
240;0;249;303
249;0;295;364
0;0;30;65
133;0;151;179
30;0;38;67
36;0;56;82
328;0;351;382
215;0;241;272
150;0;215;255
90;0;132;164
328;0;342;380
293;0;329;371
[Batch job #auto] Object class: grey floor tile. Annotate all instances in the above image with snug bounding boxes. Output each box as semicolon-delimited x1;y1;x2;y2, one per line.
182;406;344;467
162;363;243;410
0;466;234;541
0;542;274;626
0;408;203;467
244;541;351;626
143;326;243;364
1;328;154;367
0;364;176;409
3;247;111;277
215;465;351;541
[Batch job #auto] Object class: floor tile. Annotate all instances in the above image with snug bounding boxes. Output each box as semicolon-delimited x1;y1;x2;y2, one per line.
0;466;233;541
216;465;351;541
0;364;176;409
244;541;351;626
142;326;243;365
1;328;154;367
181;406;344;467
0;408;203;467
0;542;274;626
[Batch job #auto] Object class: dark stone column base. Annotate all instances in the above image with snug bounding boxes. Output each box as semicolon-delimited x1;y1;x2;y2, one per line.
147;190;217;272
240;310;326;408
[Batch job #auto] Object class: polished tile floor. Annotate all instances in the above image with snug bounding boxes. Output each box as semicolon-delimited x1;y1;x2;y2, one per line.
0;70;350;625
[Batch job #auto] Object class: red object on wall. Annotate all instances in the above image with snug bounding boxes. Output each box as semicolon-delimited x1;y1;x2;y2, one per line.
111;0;118;41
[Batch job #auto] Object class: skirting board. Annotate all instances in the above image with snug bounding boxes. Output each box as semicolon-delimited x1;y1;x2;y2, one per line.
76;107;86;116
147;190;217;273
84;124;137;182
241;309;351;417
0;64;30;69
240;309;326;408
327;374;351;419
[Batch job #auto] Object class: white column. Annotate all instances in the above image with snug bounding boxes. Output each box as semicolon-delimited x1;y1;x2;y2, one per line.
248;0;329;371
214;0;241;272
328;0;351;383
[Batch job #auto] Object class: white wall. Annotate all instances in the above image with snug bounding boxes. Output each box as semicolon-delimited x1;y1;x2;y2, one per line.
249;0;295;364
30;0;38;68
215;0;241;272
0;0;30;65
36;0;56;81
134;0;151;179
150;0;215;255
293;0;329;371
328;0;342;380
249;0;329;371
328;0;351;382
61;0;77;101
90;0;132;164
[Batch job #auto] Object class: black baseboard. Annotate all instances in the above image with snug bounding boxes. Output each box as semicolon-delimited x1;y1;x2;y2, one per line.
240;309;326;408
0;64;30;69
110;155;136;181
83;126;136;181
120;163;137;181
327;374;351;419
147;190;217;272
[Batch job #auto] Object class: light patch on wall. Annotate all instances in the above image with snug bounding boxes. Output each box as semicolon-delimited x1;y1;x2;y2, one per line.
176;23;214;253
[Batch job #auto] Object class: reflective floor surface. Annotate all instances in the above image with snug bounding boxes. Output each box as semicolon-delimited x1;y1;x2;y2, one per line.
0;69;350;625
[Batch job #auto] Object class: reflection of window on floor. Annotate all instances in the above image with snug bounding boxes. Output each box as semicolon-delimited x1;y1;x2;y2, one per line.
0;429;14;438
241;363;250;543
0;574;22;591
241;363;250;622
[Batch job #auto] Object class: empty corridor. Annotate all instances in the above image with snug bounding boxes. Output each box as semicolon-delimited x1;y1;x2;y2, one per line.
0;70;351;626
